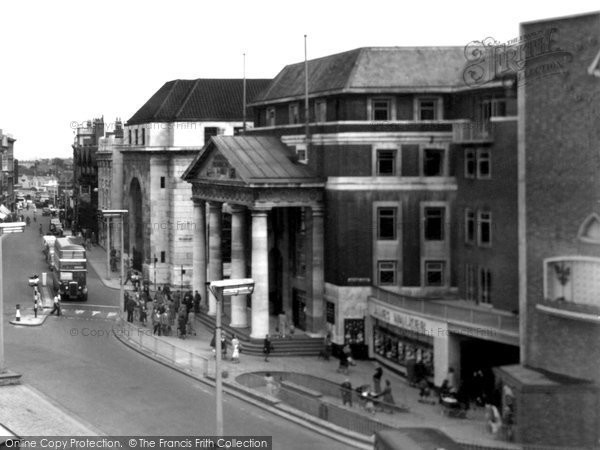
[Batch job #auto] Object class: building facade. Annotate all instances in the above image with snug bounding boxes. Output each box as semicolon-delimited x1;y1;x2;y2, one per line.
0;130;16;210
121;78;271;291
72;117;104;237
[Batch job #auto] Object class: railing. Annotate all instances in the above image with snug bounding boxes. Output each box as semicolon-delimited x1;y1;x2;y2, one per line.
453;120;493;143
372;287;519;334
115;317;209;376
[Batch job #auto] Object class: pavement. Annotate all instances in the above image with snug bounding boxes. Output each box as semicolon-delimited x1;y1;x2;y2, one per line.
2;237;522;448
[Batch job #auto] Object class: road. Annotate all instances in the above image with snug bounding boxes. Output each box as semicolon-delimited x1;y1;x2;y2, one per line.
4;211;348;449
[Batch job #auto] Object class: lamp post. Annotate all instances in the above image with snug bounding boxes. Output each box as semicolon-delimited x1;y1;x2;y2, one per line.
101;210;128;310
207;278;254;436
153;254;157;294
0;222;26;374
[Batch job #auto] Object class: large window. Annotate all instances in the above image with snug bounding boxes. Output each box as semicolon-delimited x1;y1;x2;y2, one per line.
372;99;391;121
478;211;492;247
289;103;300;124
544;258;600;311
465;208;475;244
376;149;397;176
424;207;445;241
479;267;492;305
423;148;445;176
378;207;397;240
425;261;445;286
378;261;397;285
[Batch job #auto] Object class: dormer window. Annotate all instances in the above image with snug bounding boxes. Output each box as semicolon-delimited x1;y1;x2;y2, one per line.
296;144;308;164
289;103;300;124
372;99;391;121
415;97;442;121
266;107;276;127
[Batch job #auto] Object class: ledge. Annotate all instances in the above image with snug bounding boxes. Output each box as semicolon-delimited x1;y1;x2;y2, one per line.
536;304;600;324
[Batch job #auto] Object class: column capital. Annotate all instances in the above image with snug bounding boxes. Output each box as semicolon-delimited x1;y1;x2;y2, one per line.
311;205;325;216
250;207;270;217
208;201;223;211
229;204;247;214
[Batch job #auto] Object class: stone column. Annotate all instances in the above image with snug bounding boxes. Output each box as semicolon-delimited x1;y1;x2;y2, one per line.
207;201;223;316
309;206;325;332
192;200;207;307
230;205;248;327
250;209;270;339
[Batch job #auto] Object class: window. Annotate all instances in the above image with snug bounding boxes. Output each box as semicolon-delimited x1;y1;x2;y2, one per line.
141;128;146;146
465;148;476;178
296;144;307;164
160;251;166;263
289;103;300;124
315;100;327;122
377;207;397;240
423;148;444;176
134;129;138;145
481;98;507;120
465;263;475;301
378;261;397;285
465;208;475;244
477;148;491;179
233;127;244;135
418;98;439;120
424;207;445;241
425;261;445;286
128;130;132;145
376;149;397;176
479;268;492;305
478;211;492;246
372;99;391;121
266;107;276;126
204;127;219;144
160;177;165;189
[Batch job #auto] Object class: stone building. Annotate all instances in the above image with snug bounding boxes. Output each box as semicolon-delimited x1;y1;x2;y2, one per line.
121;78;270;290
0;130;15;210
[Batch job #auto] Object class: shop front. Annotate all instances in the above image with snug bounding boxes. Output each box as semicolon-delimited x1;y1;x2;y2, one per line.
368;297;453;387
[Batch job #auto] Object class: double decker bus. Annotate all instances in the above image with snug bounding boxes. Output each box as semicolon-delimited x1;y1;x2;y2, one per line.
53;237;88;301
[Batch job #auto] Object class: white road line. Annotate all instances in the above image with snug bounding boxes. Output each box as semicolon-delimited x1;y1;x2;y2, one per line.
91;311;100;316
75;310;85;314
107;312;117;318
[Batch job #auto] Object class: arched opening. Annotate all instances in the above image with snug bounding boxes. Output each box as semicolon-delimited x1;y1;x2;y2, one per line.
128;177;144;271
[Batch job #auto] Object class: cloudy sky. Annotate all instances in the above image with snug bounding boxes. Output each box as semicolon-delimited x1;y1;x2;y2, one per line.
1;0;598;160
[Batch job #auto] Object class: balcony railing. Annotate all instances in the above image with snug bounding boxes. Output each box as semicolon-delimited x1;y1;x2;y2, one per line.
452;120;493;143
371;286;519;335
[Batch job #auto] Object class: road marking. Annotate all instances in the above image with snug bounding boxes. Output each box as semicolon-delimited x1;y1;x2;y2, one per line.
107;312;117;318
75;310;85;314
91;311;100;316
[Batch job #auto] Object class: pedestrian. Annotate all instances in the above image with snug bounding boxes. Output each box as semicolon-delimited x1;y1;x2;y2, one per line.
177;306;187;339
152;309;161;335
186;309;196;336
231;335;240;363
375;379;396;413
160;308;170;336
264;372;276;396
193;290;201;313
50;294;61;316
373;362;383;394
210;332;216;357
139;303;147;326
125;295;135;323
33;298;39;318
445;367;458;394
337;350;349;375
263;334;274;362
320;333;332;360
221;334;228;360
340;378;353;407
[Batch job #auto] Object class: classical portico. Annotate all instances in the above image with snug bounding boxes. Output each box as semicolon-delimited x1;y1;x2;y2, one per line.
183;135;324;338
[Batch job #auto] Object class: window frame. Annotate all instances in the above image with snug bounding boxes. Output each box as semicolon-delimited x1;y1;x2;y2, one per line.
266;107;276;127
423;206;445;241
377;207;397;241
378;260;397;286
376;149;397;176
370;98;392;121
478;267;492;305
424;260;445;287
289;103;300;124
476;148;491;179
465;148;476;179
465;263;475;301
414;96;443;121
465;208;475;244
477;210;492;247
314;100;327;122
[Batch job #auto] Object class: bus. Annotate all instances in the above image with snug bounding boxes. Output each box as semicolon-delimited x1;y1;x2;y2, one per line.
53;237;87;301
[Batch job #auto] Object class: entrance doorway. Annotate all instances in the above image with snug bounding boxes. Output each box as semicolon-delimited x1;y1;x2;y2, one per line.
292;288;307;331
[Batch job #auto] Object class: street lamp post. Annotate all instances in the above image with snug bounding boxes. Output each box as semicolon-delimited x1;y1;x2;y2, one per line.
207;279;254;436
154;254;157;294
101;210;128;310
0;222;26;374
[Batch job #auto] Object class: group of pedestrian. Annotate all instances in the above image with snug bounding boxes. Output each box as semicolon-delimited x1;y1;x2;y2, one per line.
338;363;396;414
210;332;242;363
143;288;198;339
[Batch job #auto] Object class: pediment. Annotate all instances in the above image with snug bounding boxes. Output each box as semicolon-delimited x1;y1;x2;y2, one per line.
188;147;241;182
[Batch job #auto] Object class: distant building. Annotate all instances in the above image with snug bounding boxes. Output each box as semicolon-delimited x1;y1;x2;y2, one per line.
0;130;16;210
72;117;104;236
121;78;270;289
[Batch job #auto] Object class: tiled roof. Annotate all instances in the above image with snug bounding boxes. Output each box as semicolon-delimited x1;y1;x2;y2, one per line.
127;79;272;125
182;136;321;185
251;47;473;104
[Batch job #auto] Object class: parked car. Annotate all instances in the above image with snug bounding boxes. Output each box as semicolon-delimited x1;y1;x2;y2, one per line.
42;208;51;216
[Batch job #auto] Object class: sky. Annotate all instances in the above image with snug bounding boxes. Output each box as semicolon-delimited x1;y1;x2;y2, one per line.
1;0;599;160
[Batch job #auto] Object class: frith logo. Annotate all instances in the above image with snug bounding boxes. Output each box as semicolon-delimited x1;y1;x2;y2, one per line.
463;28;574;87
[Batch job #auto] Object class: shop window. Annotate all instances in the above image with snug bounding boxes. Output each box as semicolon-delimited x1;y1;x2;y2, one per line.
371;99;391;121
423;148;445;176
377;207;397;240
479;267;492;305
376;149;397;176
424;207;445;241
378;261;397;285
425;261;445;286
373;323;434;376
478;211;492;247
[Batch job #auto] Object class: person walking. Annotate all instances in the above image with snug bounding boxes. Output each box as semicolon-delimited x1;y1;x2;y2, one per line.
337;350;350;375
125;295;135;323
375;379;396;413
373;363;383;394
33;297;39;318
263;334;274;362
50;294;61;316
221;334;228;360
193;290;201;313
321;333;332;360
231;335;241;363
177;306;187;339
340;378;353;407
152;308;161;335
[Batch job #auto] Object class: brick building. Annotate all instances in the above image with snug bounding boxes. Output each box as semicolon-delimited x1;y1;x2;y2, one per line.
0;130;15;211
184;48;521;383
494;12;600;446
